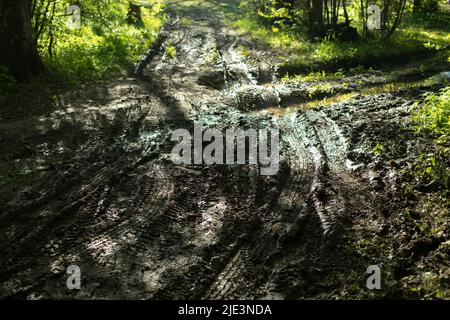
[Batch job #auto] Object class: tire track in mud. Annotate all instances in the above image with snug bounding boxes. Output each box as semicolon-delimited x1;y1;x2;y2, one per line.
201;110;351;299
0;156;168;296
1;9;444;299
0;15;355;299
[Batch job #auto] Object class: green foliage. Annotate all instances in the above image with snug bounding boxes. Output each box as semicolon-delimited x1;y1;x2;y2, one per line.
401;9;450;50
412;86;450;188
236;0;449;76
240;0;410;39
409;7;450;28
353;0;408;38
165;44;177;59
277;35;430;75
34;0;165;82
282;69;345;82
240;0;307;31
414;0;440;13
372;143;385;155
413;86;450;139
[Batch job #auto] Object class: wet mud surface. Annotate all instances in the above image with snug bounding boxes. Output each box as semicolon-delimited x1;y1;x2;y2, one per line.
0;3;449;299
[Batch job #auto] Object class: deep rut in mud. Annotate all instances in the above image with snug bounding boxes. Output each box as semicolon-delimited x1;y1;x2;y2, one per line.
0;11;449;299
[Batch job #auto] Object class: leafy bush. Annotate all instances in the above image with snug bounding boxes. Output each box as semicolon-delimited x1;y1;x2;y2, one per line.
240;0;307;31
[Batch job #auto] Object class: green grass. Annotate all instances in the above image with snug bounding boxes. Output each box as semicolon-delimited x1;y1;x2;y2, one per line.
281;69;346;82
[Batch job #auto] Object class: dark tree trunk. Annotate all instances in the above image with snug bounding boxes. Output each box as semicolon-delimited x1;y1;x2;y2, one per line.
0;0;46;80
342;0;350;24
309;0;325;38
126;3;143;26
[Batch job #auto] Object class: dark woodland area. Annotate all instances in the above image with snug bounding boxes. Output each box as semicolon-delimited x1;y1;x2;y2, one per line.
0;0;449;301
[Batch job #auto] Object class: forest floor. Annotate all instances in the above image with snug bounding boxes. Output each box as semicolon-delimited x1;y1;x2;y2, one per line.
0;0;449;299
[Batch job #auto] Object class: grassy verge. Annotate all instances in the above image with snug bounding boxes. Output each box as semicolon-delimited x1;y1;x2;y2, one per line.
233;9;450;77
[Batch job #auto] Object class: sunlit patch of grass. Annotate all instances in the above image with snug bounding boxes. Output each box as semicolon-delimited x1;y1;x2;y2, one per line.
282;70;346;82
308;83;340;96
233;17;308;51
399;28;450;50
257;73;450;117
281;37;431;75
260;92;357;116
238;44;251;58
361;75;450;95
179;17;195;26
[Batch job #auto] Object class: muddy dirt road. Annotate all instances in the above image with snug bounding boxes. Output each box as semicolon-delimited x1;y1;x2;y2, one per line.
0;1;449;299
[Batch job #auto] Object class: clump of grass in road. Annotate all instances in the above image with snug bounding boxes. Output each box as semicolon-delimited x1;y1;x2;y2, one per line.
165;44;177;59
282;70;346;82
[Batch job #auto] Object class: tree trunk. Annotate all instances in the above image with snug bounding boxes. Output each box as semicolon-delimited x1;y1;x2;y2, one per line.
0;0;46;80
342;0;350;24
126;3;143;26
309;0;325;38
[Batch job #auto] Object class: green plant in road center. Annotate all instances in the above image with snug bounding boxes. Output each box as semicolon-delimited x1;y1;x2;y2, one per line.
372;143;385;155
166;44;177;59
206;48;221;65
